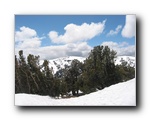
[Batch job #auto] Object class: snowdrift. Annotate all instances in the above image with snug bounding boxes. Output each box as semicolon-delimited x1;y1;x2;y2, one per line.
15;78;136;106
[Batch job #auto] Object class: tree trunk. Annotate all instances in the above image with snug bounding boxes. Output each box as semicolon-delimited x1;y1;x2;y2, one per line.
76;90;79;95
21;69;31;94
72;90;76;96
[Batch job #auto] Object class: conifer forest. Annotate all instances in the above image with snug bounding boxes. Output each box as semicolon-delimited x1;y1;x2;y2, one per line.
15;45;135;98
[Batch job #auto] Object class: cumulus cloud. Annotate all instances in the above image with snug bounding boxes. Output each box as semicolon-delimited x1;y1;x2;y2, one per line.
48;20;106;44
15;26;93;60
15;42;92;60
121;15;136;38
66;42;92;57
15;26;37;41
107;25;122;36
15;26;42;49
101;41;135;56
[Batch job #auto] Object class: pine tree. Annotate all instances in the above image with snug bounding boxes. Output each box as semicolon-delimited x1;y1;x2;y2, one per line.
17;50;31;93
27;54;41;94
42;60;54;96
60;79;67;97
82;45;118;92
64;59;83;96
15;55;21;93
15;46;135;98
116;59;135;82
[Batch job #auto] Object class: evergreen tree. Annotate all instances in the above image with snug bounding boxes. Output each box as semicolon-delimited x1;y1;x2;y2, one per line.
60;79;67;97
27;54;41;94
17;50;31;93
42;60;54;96
63;59;83;96
82;45;118;92
15;55;21;93
15;46;135;98
116;59;135;82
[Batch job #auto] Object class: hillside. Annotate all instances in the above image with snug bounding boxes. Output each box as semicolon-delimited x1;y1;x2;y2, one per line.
15;78;136;106
40;56;135;74
114;56;135;67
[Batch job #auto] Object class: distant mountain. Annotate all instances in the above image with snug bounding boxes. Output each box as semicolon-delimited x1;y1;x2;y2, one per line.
40;56;135;74
40;56;85;74
114;56;135;67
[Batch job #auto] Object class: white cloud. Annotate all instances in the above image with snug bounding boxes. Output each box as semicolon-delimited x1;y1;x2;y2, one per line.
101;41;135;56
15;26;37;41
48;20;106;44
66;42;92;57
15;42;92;60
15;22;134;60
121;15;136;38
15;26;93;60
16;38;41;49
15;26;42;49
107;25;122;36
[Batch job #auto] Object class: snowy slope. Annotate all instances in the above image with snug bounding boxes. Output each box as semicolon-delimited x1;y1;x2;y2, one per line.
40;56;135;74
114;56;135;67
15;78;136;106
40;56;86;74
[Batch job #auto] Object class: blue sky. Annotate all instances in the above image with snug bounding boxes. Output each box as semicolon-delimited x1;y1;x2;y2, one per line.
15;15;136;59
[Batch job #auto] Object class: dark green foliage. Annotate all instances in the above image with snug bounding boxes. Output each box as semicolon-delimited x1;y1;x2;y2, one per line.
15;50;54;96
68;59;83;96
116;60;135;82
59;80;67;97
81;45;117;93
15;46;135;98
15;50;31;94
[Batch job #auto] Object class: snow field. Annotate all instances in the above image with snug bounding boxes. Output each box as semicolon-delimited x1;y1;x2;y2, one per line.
15;78;136;106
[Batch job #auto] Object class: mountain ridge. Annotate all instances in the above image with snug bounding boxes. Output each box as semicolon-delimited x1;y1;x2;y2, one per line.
40;56;135;74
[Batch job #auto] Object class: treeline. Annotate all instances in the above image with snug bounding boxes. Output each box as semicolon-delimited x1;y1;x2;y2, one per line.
15;45;135;98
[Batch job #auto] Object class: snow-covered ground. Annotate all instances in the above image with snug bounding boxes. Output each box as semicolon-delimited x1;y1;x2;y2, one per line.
15;78;136;106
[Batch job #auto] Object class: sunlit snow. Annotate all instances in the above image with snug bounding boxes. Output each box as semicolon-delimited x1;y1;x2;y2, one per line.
15;78;136;106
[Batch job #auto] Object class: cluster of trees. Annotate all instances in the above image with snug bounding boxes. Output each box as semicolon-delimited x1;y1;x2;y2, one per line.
15;45;135;98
